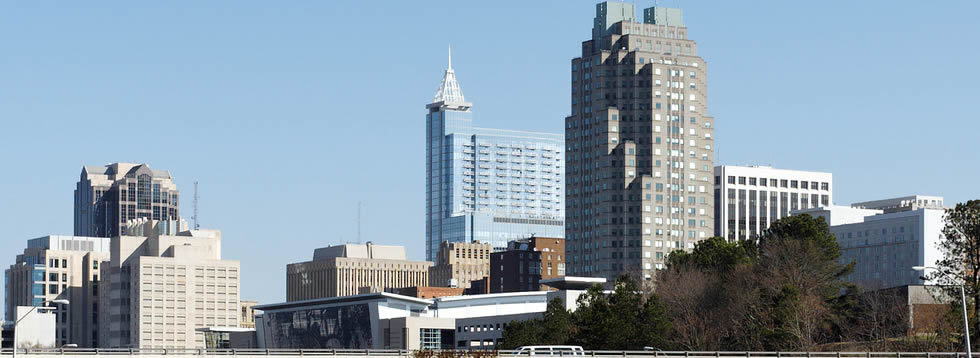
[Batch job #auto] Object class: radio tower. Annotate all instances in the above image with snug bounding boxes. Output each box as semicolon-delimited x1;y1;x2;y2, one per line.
192;181;200;230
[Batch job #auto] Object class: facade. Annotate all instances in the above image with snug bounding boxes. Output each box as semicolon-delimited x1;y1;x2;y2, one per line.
286;243;432;301
99;221;240;348
490;237;565;293
714;165;833;240
429;241;491;289
4;236;110;347
239;300;258;329
425;50;565;261
796;195;946;289
392;287;465;299
565;2;715;282
255;277;602;350
74;163;180;238
2;307;56;349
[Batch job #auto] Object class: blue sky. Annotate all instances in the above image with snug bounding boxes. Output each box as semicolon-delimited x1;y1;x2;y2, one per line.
2;1;978;307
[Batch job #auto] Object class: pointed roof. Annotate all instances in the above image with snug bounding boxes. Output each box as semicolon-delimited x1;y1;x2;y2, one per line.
432;46;466;105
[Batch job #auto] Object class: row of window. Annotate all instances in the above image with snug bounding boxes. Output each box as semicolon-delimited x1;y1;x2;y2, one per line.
723;175;830;191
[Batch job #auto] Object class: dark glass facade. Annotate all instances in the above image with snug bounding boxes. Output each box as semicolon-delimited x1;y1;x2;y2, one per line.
263;304;373;349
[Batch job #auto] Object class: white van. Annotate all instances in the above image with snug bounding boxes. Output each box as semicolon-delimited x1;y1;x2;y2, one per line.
514;345;585;356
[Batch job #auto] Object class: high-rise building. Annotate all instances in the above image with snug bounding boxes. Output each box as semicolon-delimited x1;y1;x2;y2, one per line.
565;2;715;281
714;165;833;240
796;195;946;289
99;221;240;349
429;241;491;289
4;236;109;347
425;50;565;261
74;163;180;238
490;237;565;293
286;243;432;301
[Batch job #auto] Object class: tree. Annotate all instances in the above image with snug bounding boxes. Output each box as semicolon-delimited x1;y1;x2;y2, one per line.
500;276;673;350
498;298;573;349
926;199;980;348
666;236;757;273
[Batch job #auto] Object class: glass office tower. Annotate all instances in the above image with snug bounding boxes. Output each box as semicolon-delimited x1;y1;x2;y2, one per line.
425;50;564;261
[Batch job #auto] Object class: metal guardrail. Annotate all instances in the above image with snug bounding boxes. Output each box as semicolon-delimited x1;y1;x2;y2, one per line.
0;350;975;357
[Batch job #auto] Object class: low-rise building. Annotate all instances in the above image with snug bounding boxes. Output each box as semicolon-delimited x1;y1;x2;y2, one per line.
255;277;602;350
490;237;565;293
796;195;946;289
239;300;258;329
2;307;57;349
286;243;432;300
429;241;491;289
714;165;833;241
4;236;110;347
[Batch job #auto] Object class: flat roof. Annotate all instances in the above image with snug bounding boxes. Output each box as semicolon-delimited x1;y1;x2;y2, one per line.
196;327;255;333
254;292;432;312
434;290;548;303
541;276;607;290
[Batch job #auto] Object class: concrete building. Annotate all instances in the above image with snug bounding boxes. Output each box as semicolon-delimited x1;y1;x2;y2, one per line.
714;165;833;240
490;237;565;293
255;277;603;350
286;243;432;301
99;221;240;349
425;50;565;261
391;287;465;299
74;163;181;238
1;307;56;349
4;236;110;347
796;195;946;289
429;241;491;289
565;2;715;282
239;300;258;329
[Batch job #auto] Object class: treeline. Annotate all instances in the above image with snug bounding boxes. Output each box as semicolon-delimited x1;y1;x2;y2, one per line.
500;214;967;352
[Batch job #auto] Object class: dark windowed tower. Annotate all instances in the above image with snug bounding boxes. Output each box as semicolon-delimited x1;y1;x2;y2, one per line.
565;2;715;282
74;163;180;237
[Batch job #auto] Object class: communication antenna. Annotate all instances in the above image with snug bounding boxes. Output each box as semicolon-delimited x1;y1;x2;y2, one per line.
192;181;200;230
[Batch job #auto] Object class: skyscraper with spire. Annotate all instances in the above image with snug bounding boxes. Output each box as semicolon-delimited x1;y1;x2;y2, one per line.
425;48;565;261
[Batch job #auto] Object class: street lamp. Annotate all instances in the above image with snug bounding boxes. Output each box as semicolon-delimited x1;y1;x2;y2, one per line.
914;266;970;356
11;298;69;358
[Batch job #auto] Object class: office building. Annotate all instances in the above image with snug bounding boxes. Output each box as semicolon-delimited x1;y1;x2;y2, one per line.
714;165;833;240
490;237;565;293
74;163;180;238
239;300;258;329
796;195;946;289
565;2;715;281
99;220;240;349
286;243;432;301
4;236;109;347
255;277;603;350
425;50;565;261
429;241;491;289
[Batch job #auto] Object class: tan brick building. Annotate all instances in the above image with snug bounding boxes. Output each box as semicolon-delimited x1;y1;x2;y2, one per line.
428;241;491;289
286;243;432;301
490;237;565;293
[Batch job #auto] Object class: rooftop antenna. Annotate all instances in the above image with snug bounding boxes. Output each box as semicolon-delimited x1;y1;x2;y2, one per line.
192;181;200;230
357;201;362;244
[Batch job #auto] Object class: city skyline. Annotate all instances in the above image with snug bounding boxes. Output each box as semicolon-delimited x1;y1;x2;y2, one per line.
2;0;979;309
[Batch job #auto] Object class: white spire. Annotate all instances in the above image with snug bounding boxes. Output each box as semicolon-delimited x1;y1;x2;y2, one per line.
433;45;465;104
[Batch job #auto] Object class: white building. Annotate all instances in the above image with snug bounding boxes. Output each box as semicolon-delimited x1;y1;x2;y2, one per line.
254;277;604;350
796;195;946;289
2;306;57;349
99;220;240;349
714;165;832;240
